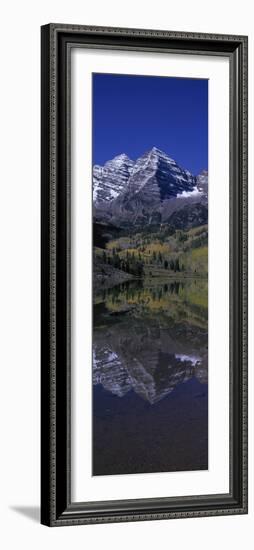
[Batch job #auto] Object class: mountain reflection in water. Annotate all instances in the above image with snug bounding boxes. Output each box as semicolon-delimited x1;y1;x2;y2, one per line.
93;279;208;476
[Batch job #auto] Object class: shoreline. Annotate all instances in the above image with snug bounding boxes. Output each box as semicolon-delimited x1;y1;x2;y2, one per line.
94;272;207;293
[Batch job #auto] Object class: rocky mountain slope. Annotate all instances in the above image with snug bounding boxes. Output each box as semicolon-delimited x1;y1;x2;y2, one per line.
93;318;207;404
93;153;134;204
93;147;208;230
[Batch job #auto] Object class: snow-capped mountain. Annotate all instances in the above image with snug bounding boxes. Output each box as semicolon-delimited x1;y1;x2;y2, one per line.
196;169;208;199
126;147;196;202
93;153;134;204
93;147;208;228
93;318;207;404
93;147;198;205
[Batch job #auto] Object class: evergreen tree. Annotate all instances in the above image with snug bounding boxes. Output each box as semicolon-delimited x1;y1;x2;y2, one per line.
102;250;107;264
175;258;180;272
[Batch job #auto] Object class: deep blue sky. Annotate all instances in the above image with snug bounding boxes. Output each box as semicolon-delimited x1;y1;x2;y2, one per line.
92;73;208;175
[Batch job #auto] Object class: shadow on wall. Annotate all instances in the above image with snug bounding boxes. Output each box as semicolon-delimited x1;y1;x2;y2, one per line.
10;506;40;523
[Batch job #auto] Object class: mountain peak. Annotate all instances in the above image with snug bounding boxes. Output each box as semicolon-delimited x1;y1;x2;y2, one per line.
93;147;207;208
149;147;174;162
93;153;134;204
104;153;134;172
150;146;167;156
111;153;132;162
198;169;208;177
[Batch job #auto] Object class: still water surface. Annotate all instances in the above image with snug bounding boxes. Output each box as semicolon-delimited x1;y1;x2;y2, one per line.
93;279;208;476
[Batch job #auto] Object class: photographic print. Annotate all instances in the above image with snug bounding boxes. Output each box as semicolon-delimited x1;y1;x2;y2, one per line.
92;73;208;476
41;24;248;526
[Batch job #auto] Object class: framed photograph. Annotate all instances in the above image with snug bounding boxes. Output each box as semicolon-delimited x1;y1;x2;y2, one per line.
41;24;248;526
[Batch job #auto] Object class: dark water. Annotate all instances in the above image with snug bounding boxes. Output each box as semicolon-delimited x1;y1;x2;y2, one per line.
93;278;208;476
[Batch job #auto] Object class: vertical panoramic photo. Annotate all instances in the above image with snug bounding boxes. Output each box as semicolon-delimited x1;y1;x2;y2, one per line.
92;73;208;476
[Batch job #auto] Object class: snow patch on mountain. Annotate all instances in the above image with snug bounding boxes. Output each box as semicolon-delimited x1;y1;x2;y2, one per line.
175;354;201;365
177;186;201;198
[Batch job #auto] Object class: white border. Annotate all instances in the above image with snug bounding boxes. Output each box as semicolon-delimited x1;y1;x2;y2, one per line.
71;48;229;502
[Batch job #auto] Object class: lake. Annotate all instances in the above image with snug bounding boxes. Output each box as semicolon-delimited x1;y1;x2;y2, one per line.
93;278;208;476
